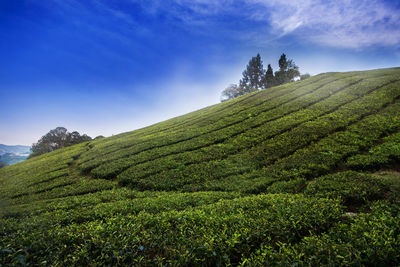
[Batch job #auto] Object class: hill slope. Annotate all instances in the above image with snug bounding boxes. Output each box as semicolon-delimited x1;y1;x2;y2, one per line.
1;68;400;265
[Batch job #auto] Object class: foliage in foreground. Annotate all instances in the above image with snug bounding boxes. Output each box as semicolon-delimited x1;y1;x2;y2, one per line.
0;194;343;265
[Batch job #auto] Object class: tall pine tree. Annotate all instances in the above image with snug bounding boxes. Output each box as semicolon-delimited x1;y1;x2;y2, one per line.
239;53;265;93
264;64;275;88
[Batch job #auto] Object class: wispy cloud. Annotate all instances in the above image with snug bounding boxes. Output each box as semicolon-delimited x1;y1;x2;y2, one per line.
256;0;400;48
134;0;400;49
36;0;400;49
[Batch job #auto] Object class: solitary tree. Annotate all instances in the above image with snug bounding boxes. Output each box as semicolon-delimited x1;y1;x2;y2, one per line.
263;64;275;88
221;84;244;102
29;127;92;158
275;53;300;85
239;53;265;93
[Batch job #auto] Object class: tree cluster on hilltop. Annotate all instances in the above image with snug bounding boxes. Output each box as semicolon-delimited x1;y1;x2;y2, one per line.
221;53;309;102
29;127;93;158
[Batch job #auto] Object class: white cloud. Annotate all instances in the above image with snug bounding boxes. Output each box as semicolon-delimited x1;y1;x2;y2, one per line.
135;0;400;49
256;0;400;48
43;0;400;49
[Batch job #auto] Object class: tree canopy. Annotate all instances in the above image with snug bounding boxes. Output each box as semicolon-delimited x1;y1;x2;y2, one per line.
221;84;244;102
239;53;265;93
264;64;275;89
275;53;300;85
29;127;92;158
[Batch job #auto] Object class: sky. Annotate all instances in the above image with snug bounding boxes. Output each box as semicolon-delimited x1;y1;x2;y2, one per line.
1;0;400;145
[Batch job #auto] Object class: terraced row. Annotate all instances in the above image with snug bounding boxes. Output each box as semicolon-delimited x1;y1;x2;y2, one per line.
92;68;399;150
0;144;87;199
87;76;398;182
80;75;369;177
211;99;400;193
3;188;399;266
0;193;344;265
77;73;340;166
78;68;400;165
116;80;400;191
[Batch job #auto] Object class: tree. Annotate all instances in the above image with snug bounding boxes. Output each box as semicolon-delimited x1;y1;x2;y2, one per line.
220;52;301;101
275;53;300;85
221;84;244;102
67;131;92;145
263;64;275;88
239;53;266;93
29;127;92;158
275;53;289;84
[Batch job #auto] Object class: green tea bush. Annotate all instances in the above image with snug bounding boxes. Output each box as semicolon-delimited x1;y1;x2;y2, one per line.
347;131;400;170
305;171;388;206
241;201;400;266
0;194;343;266
266;178;307;194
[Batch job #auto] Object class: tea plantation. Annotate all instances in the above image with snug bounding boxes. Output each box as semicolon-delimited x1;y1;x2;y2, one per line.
1;68;400;266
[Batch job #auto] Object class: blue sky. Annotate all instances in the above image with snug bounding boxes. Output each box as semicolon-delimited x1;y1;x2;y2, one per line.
1;0;400;145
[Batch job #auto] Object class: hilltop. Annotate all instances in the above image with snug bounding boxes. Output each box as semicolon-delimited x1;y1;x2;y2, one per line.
1;68;400;265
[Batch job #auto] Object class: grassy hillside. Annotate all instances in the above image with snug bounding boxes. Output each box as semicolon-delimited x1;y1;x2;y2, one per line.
1;68;400;266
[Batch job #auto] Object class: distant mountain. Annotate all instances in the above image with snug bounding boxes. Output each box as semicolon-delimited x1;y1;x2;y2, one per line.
0;144;31;165
0;144;31;156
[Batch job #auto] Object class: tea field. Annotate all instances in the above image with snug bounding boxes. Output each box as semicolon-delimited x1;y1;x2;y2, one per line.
1;68;400;266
